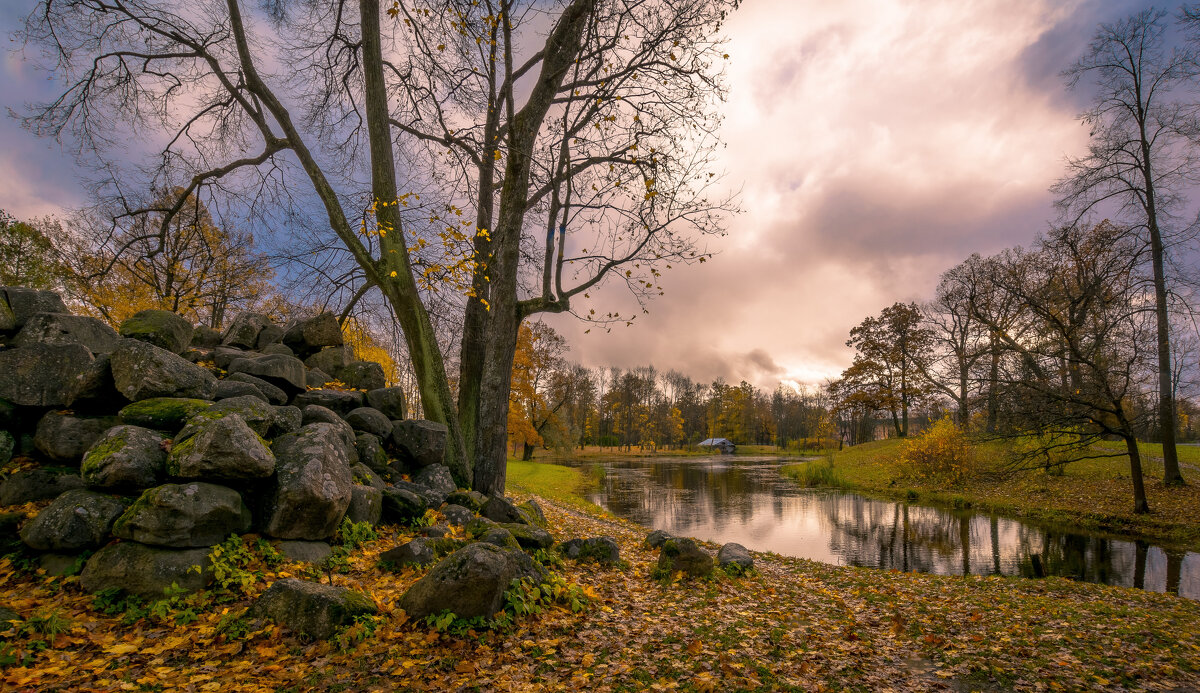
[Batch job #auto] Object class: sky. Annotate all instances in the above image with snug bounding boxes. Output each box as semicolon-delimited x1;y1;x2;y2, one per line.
0;0;1155;391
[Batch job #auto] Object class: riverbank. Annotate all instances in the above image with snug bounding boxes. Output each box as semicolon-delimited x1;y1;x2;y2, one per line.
782;439;1200;552
2;459;1198;691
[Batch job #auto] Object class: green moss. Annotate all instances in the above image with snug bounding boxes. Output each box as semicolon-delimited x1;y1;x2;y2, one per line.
165;435;196;477
81;430;129;477
120;398;212;430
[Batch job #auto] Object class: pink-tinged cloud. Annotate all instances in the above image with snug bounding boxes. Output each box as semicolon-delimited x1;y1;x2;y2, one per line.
548;0;1095;390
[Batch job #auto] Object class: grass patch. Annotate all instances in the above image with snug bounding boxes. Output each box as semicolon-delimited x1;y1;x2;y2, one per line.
780;456;847;488
505;459;611;518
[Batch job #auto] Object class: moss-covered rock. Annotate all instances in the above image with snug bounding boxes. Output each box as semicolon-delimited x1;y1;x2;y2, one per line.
246;578;377;640
118;310;194;354
80;425;166;490
119;398;212;432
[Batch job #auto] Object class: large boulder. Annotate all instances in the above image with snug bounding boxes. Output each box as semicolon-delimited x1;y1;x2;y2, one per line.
282;313;343;356
113;482;252;548
247;579;376;640
337;361;386;391
118;398;212;432
657;538;713;578
446;490;486;513
412;464;456;506
717;543;754;573
260;423;354;540
398;543;543;621
215;380;265;401
190;325;221;348
2;287;68;330
226;354;307;396
381;487;426;524
440;504;475;527
117;310;194;354
226;373;287;405
0;343;94;407
274;540;332;563
212;346;249;370
220;312;273;349
81;425;167;490
355;433;390;478
293;389;363;416
13;313;120;354
167;414;275;480
80;542;213;598
389;420;447;468
269;405;303;438
495;522;554;550
110;338;218;401
64;353;125;411
301;404;343;427
365;387;406;420
351;463;386;490
199;395;275;437
344;407;392;438
307;368;333;389
304;346;355;377
19;489;125;552
644;529;675;549
33;411;118;464
345;484;383;526
378;538;436;569
0;468;84;505
481;495;530;525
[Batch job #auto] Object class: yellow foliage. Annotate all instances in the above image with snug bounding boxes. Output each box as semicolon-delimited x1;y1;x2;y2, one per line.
342;318;398;386
898;417;976;487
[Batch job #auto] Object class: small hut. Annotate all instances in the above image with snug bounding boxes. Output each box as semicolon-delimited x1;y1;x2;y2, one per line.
697;438;736;454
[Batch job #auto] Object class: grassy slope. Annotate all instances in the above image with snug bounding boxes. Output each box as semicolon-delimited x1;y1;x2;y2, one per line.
782;438;1200;551
1;459;1198;692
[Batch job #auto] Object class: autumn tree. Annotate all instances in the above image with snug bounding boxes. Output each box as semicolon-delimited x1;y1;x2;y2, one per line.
1055;8;1195;486
842;302;932;437
918;265;991;426
507;321;570;460
0;212;66;290
19;0;738;494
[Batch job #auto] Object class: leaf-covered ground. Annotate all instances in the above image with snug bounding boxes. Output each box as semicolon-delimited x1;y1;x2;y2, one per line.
3;487;1199;692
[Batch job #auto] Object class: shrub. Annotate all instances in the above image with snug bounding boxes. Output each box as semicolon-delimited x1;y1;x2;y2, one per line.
898;417;976;487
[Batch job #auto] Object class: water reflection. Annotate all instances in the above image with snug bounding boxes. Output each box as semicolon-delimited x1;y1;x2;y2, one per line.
573;455;1198;599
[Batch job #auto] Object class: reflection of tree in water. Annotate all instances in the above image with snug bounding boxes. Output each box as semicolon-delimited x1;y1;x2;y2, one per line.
586;457;1198;597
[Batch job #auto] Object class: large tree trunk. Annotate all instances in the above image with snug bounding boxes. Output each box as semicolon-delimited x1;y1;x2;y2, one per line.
1122;432;1150;514
360;0;468;484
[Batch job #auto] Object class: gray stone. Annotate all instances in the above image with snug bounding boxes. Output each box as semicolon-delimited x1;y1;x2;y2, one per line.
81;425;167;490
2;287;68;330
495;522;554;550
226;354;307;395
215;379;267;401
301;404;343;426
168;414;275;480
717;543;754;572
39;553;86;577
0;467;84;505
446;490;487;513
440;504;475;526
200;395;275;438
190;325;221;348
118;398;212;432
560;536;620;565
519;499;547;527
247;578;376;640
365;387;406;420
260;343;293;356
118;310;194;354
220;312;273;349
34;411;118;463
212;346;248;370
644;529;674;549
0;343;94;407
389;420;447;468
64;353;124;411
345;484;383;525
657;537;713;578
338;361;386;391
275;540;332;563
282;313;343;356
80;542;213;598
14;313;120;354
481;495;529;525
478;528;519;549
113;482;251;548
227;372;287;404
110;338;218;401
398;543;543;621
304;346;355;376
307;368;333;388
413;464;456;506
344;407;392;438
381;487;426;524
19;489;125;551
0;430;12;467
351;463;386;490
269;405;302;438
355;433;390;478
260;423;354;540
293;389;363;416
379;538;436;569
255;324;284;349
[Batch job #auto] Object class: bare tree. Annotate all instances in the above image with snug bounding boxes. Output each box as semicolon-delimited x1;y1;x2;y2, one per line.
1054;8;1197;486
17;0;738;493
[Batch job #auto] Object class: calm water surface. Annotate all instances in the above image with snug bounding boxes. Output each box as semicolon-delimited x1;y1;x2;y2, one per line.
568;455;1198;599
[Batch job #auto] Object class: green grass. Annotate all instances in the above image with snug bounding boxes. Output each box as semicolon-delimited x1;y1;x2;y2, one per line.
505;458;611;518
780;437;1200;551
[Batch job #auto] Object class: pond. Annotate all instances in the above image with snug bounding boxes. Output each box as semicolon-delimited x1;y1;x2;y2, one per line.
566;455;1199;599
